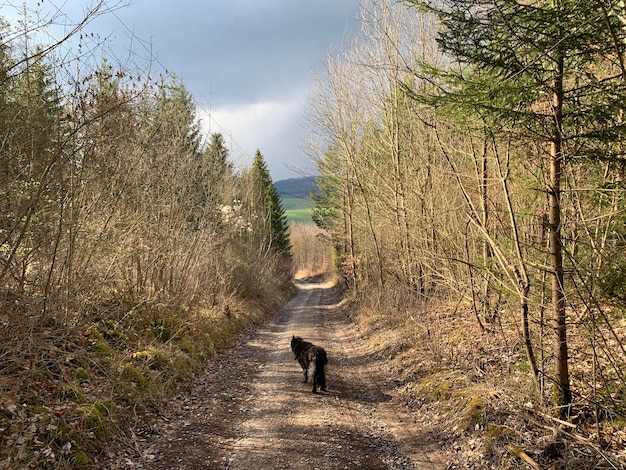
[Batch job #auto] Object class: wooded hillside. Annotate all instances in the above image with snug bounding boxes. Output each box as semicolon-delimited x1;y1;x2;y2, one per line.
0;4;294;467
274;176;318;199
306;0;626;466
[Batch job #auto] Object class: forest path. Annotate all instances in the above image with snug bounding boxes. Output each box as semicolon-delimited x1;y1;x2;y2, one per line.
107;280;449;469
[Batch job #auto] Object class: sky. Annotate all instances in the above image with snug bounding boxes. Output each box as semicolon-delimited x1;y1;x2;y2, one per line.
3;0;359;181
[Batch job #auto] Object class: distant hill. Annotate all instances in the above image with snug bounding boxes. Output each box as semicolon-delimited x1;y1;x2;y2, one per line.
274;176;319;199
274;176;319;223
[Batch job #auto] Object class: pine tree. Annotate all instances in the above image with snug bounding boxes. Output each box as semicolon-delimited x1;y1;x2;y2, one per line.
185;132;235;231
404;0;626;414
0;48;65;290
206;133;231;179
204;133;233;207
250;150;291;257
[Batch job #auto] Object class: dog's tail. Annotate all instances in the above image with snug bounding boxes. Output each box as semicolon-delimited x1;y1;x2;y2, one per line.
314;348;327;392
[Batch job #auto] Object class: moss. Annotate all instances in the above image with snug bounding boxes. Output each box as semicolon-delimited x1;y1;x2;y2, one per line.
75;369;90;384
147;312;182;342
26;393;42;407
461;396;488;432
131;349;152;360
60;384;86;403
53;422;75;447
485;423;516;440
80;401;110;440
120;364;148;388
512;358;530;373
72;450;92;466
180;337;199;356
131;347;170;371
483;426;502;458
31;404;50;415
612;417;626;430
89;330;115;356
45;402;112;469
427;383;452;402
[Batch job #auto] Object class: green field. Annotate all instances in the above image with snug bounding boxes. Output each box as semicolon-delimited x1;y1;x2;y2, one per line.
282;197;314;223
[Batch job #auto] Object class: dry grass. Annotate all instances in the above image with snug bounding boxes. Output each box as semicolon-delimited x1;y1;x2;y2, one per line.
0;283;293;469
349;293;626;469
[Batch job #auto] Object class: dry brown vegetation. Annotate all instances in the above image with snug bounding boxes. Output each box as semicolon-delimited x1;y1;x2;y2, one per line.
305;0;626;467
349;294;626;468
289;222;334;280
3;0;626;468
0;3;294;468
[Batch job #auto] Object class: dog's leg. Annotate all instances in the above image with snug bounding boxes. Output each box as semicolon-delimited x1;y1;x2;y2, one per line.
297;358;309;382
311;363;317;393
314;350;326;392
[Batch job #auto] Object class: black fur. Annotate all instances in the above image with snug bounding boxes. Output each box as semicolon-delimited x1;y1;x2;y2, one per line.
291;335;327;393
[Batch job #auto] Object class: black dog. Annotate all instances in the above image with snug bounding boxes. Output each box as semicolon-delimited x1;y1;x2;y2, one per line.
291;335;327;393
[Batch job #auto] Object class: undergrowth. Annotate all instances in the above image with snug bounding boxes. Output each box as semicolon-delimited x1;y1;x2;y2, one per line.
349;293;626;469
0;283;294;469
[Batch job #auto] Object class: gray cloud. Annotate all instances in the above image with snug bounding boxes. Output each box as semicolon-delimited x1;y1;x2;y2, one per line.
102;0;357;106
10;0;358;180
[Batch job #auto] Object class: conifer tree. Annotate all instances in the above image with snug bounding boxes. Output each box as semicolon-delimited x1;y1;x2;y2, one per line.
0;50;65;290
204;133;233;208
206;133;231;179
404;0;626;414
250;150;291;257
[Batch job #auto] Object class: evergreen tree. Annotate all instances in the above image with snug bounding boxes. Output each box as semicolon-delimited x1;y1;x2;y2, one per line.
0;49;65;289
206;133;231;179
157;79;202;156
184;132;235;231
138;79;204;231
205;133;233;207
404;0;626;414
250;150;291;257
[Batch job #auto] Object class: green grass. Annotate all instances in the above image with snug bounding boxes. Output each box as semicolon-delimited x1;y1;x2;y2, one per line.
282;197;313;223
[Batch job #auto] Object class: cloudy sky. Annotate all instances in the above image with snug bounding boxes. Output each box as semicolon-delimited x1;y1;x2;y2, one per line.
4;0;359;180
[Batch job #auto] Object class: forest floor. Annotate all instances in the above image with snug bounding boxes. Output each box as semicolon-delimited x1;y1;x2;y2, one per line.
102;279;453;469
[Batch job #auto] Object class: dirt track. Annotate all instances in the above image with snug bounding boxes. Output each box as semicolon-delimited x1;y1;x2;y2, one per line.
107;281;449;469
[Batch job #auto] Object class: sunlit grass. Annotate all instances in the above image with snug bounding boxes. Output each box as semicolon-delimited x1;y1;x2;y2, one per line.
282;197;313;223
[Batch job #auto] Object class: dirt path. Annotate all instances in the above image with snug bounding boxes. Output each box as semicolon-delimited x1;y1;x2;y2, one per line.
107;281;449;469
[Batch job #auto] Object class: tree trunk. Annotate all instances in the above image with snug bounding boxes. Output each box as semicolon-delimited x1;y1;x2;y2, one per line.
344;166;358;293
520;280;539;385
550;52;572;416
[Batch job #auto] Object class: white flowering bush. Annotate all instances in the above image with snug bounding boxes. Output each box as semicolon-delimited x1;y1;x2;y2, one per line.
219;201;252;233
